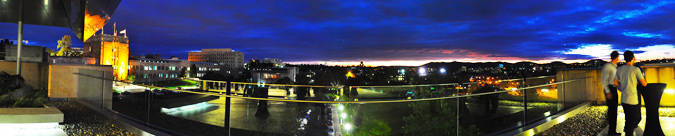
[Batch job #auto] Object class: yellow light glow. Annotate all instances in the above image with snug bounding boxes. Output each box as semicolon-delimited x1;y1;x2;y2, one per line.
48;65;52;97
83;11;108;41
507;90;521;96
343;123;353;131
345;71;355;79
666;89;674;95
100;41;129;80
537;88;557;99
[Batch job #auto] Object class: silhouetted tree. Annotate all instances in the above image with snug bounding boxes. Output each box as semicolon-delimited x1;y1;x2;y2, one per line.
145;54;161;59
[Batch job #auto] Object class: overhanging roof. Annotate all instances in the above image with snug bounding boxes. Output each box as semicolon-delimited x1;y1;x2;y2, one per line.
0;0;121;41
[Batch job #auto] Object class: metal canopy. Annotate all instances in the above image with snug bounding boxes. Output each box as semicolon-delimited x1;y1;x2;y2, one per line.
0;0;122;41
0;0;121;76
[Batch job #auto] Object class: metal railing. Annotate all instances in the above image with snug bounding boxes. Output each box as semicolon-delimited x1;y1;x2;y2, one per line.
77;74;588;136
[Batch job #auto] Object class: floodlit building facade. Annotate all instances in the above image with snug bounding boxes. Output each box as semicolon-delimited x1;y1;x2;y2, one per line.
84;34;129;80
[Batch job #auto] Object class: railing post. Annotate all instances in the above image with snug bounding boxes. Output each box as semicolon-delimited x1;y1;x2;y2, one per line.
15;0;23;76
146;84;151;124
456;97;460;136
203;80;208;91
101;71;105;109
561;77;565;108
522;75;527;125
225;81;231;136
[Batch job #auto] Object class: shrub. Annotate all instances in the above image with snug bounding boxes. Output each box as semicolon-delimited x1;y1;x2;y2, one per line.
0;94;11;107
0;89;48;108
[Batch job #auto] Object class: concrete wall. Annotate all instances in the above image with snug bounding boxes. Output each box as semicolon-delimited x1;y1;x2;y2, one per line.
4;45;47;63
0;61;49;90
49;56;96;65
77;69;113;109
47;64;112;99
558;64;675;106
556;69;603;104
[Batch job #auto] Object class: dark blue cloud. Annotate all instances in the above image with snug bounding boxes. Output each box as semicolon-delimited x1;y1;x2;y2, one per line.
1;0;673;64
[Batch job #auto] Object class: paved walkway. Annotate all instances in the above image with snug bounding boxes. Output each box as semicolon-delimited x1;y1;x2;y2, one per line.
597;107;675;136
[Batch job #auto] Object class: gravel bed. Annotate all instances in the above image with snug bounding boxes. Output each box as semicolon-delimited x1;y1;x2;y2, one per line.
535;106;607;136
48;101;136;136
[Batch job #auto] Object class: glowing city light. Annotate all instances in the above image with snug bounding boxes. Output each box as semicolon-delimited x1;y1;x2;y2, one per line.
537;88;558;99
439;67;447;74
343;123;353;131
507;87;522;96
338;105;345;111
346;71;356;79
418;67;427;76
666;89;674;95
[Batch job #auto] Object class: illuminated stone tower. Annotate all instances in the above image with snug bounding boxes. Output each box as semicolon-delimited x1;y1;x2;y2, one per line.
84;34;129;81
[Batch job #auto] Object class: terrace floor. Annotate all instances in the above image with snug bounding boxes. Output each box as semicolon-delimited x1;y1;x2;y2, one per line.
537;106;675;136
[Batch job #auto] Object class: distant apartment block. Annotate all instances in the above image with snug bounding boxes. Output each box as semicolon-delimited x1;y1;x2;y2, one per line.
251;67;298;83
129;58;186;83
188;48;244;69
247;59;297;83
1;39;49;63
2;44;49;63
263;58;285;67
187;61;222;78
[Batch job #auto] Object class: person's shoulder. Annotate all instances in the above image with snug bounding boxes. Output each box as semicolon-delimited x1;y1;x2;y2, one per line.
603;63;615;67
602;63;611;68
617;65;627;70
632;66;643;72
617;65;631;72
628;65;640;70
600;64;609;70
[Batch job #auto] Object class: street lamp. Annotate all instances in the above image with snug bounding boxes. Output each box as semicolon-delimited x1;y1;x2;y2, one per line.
418;67;427;76
343;123;353;131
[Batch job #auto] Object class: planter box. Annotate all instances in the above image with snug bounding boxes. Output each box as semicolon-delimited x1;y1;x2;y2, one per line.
0;106;63;123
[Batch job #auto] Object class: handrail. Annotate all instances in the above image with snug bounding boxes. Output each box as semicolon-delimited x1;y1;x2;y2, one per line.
75;72;582;103
130;78;585;104
200;75;555;88
203;80;340;88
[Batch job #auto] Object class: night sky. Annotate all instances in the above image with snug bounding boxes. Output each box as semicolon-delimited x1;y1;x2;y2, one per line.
1;0;674;66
